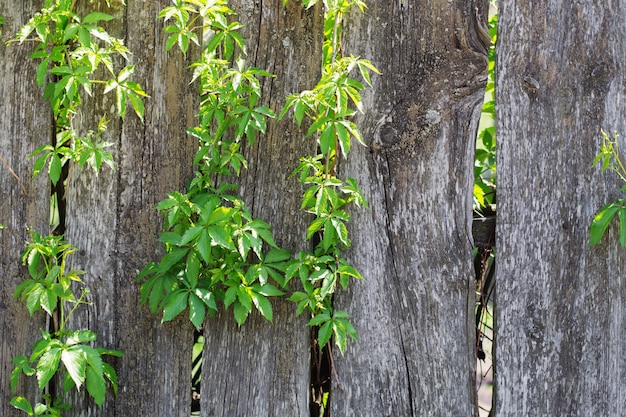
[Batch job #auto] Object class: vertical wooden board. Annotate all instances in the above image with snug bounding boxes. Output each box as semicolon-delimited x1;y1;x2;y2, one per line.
64;1;198;415
0;3;53;416
496;1;626;415
332;0;489;416
200;1;323;416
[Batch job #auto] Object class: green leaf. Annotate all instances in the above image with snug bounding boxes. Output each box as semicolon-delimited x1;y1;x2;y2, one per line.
83;12;114;24
102;362;119;396
333;321;348;354
307;216;327;239
10;397;33;415
162;290;189;322
308;312;331;327
335;121;350;156
208;226;233;249
158;248;188;273
233;301;250;326
237;286;253;311
589;203;619;246
619;207;626;247
206;206;233;224
188;292;206;329
185;251;201;288
196;288;217;313
254;284;284;297
10;355;34;393
264;248;291;264
61;348;86;390
317;321;333;349
158;232;182;246
36;347;62;390
319;123;336;155
180;226;203;245
85;364;106;407
49;153;63;186
197;230;212;264
252;293;273;322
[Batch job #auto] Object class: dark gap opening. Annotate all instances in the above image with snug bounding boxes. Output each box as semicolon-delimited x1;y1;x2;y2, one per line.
50;115;68;237
473;2;497;415
191;328;203;415
309;326;332;417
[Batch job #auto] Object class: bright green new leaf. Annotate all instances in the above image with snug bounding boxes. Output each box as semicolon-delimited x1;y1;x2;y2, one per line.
589;203;619;246
10;396;33;415
82;12;114;24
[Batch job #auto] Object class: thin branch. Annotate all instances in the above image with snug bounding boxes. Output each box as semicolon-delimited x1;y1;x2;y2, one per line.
0;154;28;195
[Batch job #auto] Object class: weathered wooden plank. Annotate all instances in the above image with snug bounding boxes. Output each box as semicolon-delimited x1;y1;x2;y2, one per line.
332;1;489;416
496;1;626;415
64;1;198;415
200;1;324;416
0;3;54;416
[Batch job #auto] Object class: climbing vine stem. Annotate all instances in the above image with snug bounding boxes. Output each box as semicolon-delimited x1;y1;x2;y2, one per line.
8;0;145;414
280;0;378;355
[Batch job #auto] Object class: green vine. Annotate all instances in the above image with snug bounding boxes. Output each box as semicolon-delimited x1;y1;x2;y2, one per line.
137;0;378;357
8;0;146;414
11;231;122;416
137;0;288;329
10;0;146;187
280;0;377;355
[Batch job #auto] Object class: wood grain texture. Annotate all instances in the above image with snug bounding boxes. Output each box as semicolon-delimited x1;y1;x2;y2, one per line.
64;1;198;415
0;4;54;416
332;1;489;416
496;1;626;415
200;1;324;416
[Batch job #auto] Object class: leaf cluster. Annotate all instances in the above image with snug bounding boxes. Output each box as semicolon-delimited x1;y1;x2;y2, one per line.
278;0;377;355
11;0;147;184
15;229;84;319
11;330;122;411
11;231;122;415
138;0;284;329
138;189;290;328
